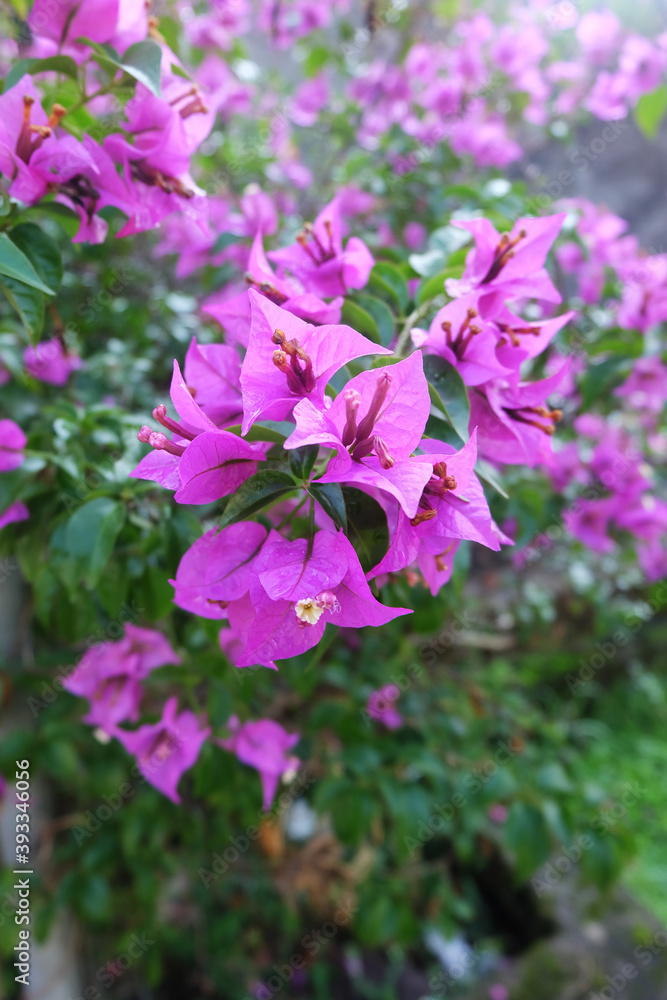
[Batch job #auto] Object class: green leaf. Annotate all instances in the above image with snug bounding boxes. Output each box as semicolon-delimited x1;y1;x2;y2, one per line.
635;84;667;139
416;270;454;306
116;39;163;96
3;59;35;93
504;802;552;880
309;482;347;532
289;444;319;481
76;37;162;96
27;201;79;237
219;471;296;527
224;423;287;445
352;293;396;346
9;223;63;294
370;262;409;312
212;232;244;254
0;233;55;294
341;487;389;574
423;413;463;448
30;55;80;79
408;249;448;278
422;355;470;444
0;278;44;339
64;498;126;588
474;459;509;500
341;299;381;344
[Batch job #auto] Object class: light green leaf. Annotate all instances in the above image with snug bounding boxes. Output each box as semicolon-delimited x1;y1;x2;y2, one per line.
635;84;667;139
0;233;55;294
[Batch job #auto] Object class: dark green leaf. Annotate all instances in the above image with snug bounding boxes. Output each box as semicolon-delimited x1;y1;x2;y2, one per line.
224;423;287;445
423;413;463;448
63;497;126;587
352;292;396;346
309;482;347;532
10;223;63;294
0;233;55;294
371;262;409;312
212;232;244;254
341;487;389;574
340;299;381;344
219;471;296;527
423;355;470;444
289;444;319;481
29;55;80;79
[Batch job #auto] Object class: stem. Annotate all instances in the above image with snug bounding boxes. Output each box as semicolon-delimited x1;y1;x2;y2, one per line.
395;299;440;357
274;492;308;532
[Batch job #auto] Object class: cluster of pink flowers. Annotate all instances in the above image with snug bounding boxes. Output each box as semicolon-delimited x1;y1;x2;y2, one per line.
0;1;217;243
348;9;666;169
132;207;574;672
64;624;301;807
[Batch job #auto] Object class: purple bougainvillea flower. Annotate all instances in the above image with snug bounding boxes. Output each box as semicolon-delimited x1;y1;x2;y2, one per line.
367;685;403;730
0;419;26;472
564;498;617;554
131;360;266;502
23;338;82;385
491;306;575;366
0;501;29;531
170;522;268;619
183;336;243;427
202;231;343;347
367;432;505;594
218;716;300;811
268;195;374;298
115;697;210;804
63;626;180;732
286;352;432;517
468;362;571;467
415;293;514;386
614;356;667;414
240;290;388;433
445;214;566;312
0;77;98;207
230;529;410;667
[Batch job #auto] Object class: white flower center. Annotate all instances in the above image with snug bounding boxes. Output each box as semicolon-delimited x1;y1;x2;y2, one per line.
295;598;324;625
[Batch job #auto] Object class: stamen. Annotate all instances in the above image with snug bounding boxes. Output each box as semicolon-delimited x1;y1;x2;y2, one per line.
410;508;437;526
147;432;186;456
47;103;66;127
153;403;197;441
373;434;394;470
480;229;527;285
341;389;361;446
355;372;392;443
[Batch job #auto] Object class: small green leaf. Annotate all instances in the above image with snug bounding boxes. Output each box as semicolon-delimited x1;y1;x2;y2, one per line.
117;39;163;96
64;497;126;588
219;471;296;527
341;487;389;574
212;232;244;254
0;233;55;294
224;423;287;445
309;482;347;532
76;37;162;96
0;278;44;339
423;355;470;444
352;293;396;346
10;223;63;295
3;59;36;92
370;262;409;312
289;444;319;481
341;299;381;344
635;84;667;139
30;55;79;79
